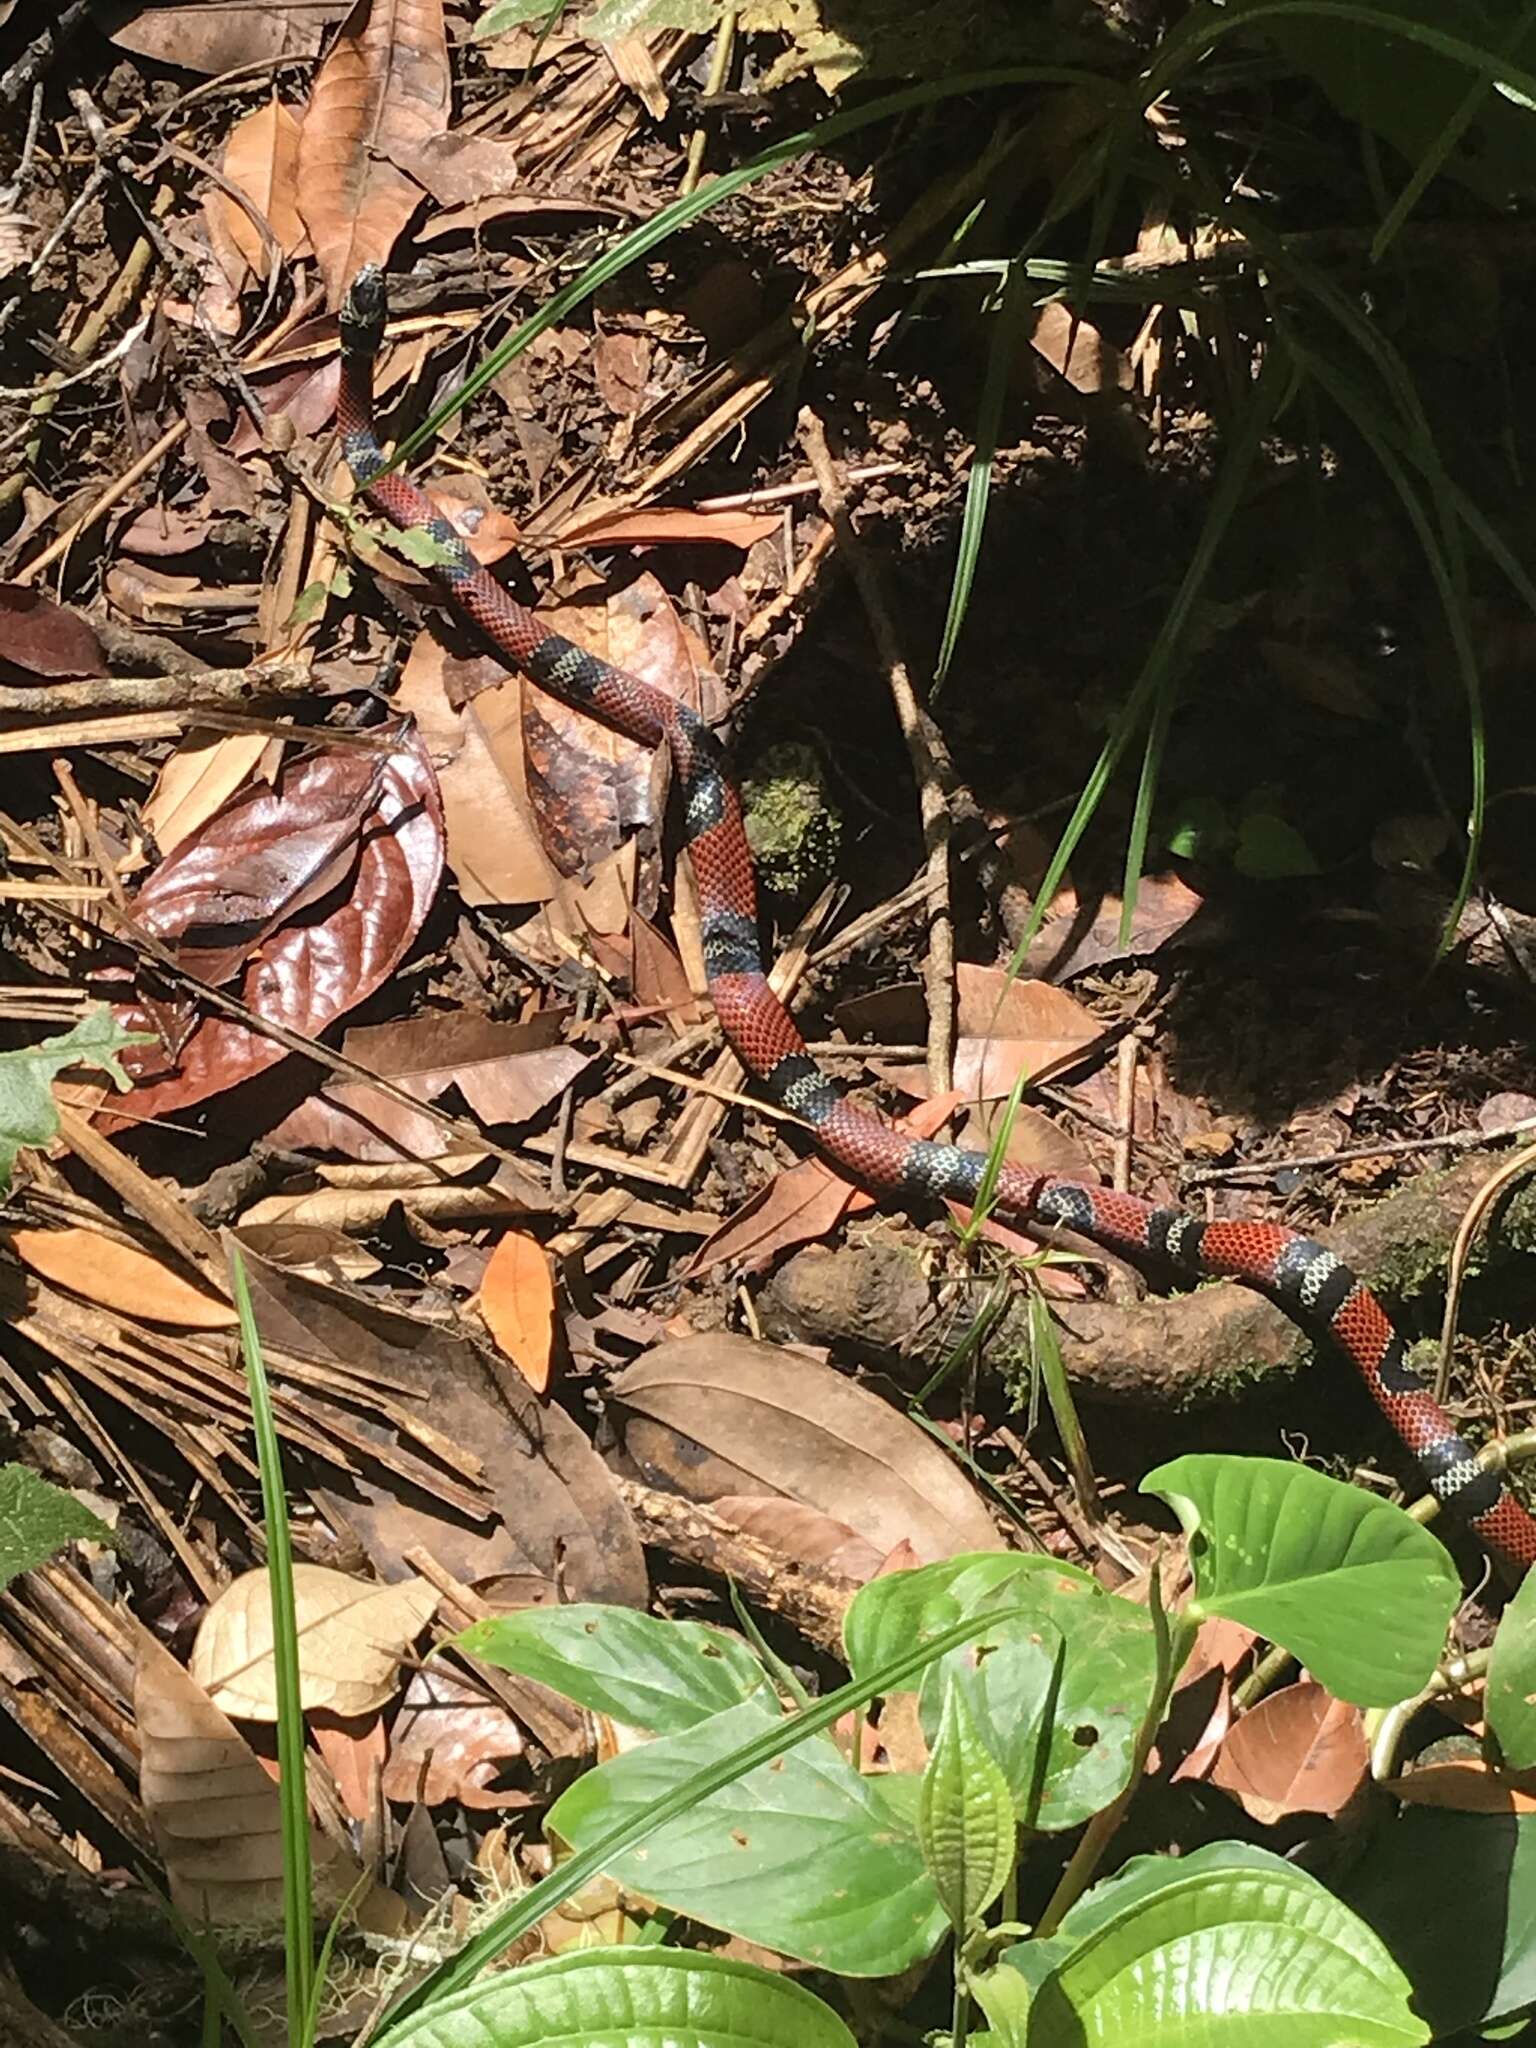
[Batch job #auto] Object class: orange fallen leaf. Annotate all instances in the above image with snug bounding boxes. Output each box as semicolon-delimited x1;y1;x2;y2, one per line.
1208;1680;1367;1823
1385;1759;1536;1813
478;1231;558;1394
7;1227;235;1329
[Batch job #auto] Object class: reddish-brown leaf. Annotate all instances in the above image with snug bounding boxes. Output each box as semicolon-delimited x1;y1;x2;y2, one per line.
111;732;443;1123
478;1231;558;1394
1207;1680;1368;1824
311;1711;387;1823
0;584;105;680
712;1496;885;1582
381;1666;526;1809
130;744;389;986
7;1227;236;1328
1385;1760;1536;1813
296;0;451;305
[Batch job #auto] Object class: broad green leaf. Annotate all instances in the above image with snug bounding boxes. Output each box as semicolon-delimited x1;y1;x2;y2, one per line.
381;1944;855;2048
0;1465;113;1590
917;1682;1016;1930
456;1605;768;1733
1348;1811;1536;2034
0;1007;149;1193
1143;1456;1458;1705
1487;1563;1536;1769
548;1697;945;1975
1027;1865;1427;2046
588;0;717;31
1234;810;1321;878
844;1554;1158;1829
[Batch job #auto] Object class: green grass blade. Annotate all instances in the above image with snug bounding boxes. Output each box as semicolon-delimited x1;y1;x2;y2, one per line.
1028;1288;1100;1522
933;262;1027;693
143;1876;264;2048
381;67;1114;475
229;1246;313;2042
1141;1;1536;114
1117;345;1291;937
1371;0;1536;261
370;1600;1046;2037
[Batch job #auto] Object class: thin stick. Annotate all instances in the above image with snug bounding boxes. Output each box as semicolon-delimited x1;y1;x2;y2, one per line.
1186;1115;1536;1185
1435;1142;1536;1402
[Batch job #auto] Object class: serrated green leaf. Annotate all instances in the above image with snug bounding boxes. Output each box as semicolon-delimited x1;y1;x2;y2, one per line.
0;1007;151;1194
547;1696;945;1975
1487;1560;1536;1769
380;1944;855;2048
1143;1455;1458;1706
0;1465;114;1591
1026;1864;1427;2045
455;1605;768;1733
917;1681;1016;1931
844;1554;1158;1829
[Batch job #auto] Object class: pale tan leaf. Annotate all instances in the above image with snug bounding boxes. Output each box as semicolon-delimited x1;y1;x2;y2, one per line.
135;1633;354;1928
219;98;307;277
7;1227;236;1329
296;0;451;306
712;1495;884;1582
143;731;276;854
190;1564;440;1719
110;0;343;73
477;1231;557;1394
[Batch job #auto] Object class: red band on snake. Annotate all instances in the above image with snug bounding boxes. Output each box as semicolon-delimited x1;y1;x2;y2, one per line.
338;266;1536;1572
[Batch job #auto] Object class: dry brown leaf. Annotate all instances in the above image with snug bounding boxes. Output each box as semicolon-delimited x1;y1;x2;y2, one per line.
217;98;308;279
1022;874;1208;982
190;1564;440;1719
110;0;344;72
395;635;559;907
1031;300;1131;394
381;1665;527;1808
477;1231;558;1394
296;0;451;305
610;1333;1003;1565
135;1632;353;1927
553;503;782;551
1207;1680;1368;1824
143;731;276;855
7;1227;236;1329
712;1495;885;1582
386;129;523;206
953;965;1103;1093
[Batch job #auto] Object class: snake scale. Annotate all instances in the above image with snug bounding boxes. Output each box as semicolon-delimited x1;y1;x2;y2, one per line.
338;265;1536;1572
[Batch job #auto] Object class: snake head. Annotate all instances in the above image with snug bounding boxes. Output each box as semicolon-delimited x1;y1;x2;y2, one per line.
340;265;387;354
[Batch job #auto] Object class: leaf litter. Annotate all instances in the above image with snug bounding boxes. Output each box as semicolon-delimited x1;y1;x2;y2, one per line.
0;0;1522;2008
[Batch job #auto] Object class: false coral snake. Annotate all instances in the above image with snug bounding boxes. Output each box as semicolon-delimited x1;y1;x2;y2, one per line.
338;265;1536;1573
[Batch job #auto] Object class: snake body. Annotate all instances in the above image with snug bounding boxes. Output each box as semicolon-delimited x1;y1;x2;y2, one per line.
338;266;1536;1571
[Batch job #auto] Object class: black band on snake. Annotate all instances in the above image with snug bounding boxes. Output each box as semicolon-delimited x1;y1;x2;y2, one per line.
337;264;1536;1572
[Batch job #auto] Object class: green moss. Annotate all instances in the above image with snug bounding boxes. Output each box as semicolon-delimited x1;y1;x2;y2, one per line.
742;741;842;900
